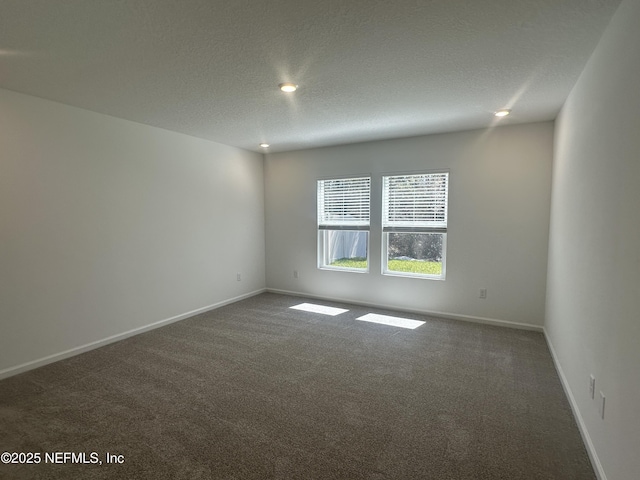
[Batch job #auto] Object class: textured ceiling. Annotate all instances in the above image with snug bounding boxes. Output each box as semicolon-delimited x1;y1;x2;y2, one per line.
0;0;622;153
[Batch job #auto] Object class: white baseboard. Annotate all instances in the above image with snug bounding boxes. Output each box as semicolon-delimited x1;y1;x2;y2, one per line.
266;288;543;332
0;288;266;381
543;329;607;480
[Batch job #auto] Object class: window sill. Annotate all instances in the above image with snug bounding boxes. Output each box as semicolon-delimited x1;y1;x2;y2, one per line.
318;266;369;274
382;271;445;281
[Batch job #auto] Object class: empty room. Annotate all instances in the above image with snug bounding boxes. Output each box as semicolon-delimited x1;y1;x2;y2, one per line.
1;1;638;479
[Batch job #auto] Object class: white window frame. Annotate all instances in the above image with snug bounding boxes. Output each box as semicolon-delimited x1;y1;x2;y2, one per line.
317;176;371;272
381;171;449;280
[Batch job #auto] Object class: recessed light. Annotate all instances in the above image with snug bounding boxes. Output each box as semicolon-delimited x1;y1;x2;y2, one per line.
495;109;511;117
259;143;270;148
279;82;298;93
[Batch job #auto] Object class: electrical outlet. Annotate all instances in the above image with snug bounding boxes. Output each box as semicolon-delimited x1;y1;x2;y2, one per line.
479;288;487;299
236;273;241;282
293;270;299;279
599;391;606;419
589;375;596;399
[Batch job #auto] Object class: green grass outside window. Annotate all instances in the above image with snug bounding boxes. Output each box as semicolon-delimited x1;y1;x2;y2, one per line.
330;258;442;275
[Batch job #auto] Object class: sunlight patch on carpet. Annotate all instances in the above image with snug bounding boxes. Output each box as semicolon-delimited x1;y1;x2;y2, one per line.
356;313;425;329
290;303;349;316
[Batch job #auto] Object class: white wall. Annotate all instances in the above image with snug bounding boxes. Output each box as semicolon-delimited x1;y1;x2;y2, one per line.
0;88;265;376
545;0;640;478
265;122;553;327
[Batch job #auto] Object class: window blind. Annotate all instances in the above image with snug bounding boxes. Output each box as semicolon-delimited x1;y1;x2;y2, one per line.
318;177;370;229
382;172;448;231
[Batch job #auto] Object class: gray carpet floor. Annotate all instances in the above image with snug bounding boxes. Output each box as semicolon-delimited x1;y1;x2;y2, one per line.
0;293;595;479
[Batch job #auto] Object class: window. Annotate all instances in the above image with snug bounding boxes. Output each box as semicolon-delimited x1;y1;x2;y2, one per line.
317;176;370;271
382;172;449;279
